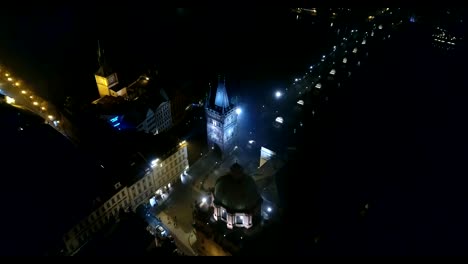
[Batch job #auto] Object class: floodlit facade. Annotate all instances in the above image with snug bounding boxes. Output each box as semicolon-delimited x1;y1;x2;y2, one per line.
205;76;238;157
62;141;188;255
94;44;127;98
211;163;262;229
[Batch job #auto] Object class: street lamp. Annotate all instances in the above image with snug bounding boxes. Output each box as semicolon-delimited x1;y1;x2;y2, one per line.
267;207;272;213
275;91;282;98
202;197;207;203
235;107;242;115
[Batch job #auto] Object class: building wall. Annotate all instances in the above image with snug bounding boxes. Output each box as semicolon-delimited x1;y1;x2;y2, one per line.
136;101;172;135
63;142;189;255
206;108;238;156
95;75;111;98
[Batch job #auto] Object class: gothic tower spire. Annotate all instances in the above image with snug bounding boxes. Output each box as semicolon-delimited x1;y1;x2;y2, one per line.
214;74;230;111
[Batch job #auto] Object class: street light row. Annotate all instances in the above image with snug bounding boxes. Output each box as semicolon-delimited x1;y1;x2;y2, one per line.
0;66;55;121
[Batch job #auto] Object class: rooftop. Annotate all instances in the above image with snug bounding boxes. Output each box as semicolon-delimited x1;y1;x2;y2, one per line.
213;163;262;213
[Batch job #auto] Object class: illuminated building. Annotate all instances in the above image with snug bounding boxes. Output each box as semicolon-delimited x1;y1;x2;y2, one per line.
205;76;238;158
211;163;262;229
93;89;172;135
62;135;188;255
192;162;281;256
94;42;127;98
92;43;172;134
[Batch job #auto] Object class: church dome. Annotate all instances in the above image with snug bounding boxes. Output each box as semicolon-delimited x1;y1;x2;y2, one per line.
213;163;262;212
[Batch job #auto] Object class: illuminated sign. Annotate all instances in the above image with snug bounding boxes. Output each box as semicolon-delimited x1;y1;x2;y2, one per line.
110;116;118;123
113;123;120;127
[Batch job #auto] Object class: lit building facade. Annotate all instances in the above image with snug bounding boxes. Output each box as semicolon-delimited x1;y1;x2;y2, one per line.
94;44;127;98
211;163;262;229
205;77;238;157
62;141;188;255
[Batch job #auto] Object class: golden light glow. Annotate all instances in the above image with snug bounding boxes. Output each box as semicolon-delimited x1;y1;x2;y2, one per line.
179;140;187;146
7;77;13;81
14;82;20;86
29;96;34;99
5;96;15;104
21;90;27;94
41;106;46;111
48;115;54;120
33;101;39;106
5;73;9;77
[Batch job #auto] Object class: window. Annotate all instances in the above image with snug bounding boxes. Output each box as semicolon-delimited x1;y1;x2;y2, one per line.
236;215;244;225
221;209;227;220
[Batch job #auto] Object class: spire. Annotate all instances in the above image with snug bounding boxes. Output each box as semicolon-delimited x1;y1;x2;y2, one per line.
97;40;102;65
214;74;230;110
95;40;113;77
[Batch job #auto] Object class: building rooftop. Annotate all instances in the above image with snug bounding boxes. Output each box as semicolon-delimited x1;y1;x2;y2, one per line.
213;163;262;213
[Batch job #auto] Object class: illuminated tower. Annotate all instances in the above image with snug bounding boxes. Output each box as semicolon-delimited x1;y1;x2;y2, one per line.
94;41;120;98
205;76;238;158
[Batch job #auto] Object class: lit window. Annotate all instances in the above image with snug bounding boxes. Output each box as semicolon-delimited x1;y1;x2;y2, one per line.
315;83;322;89
275;117;284;124
297;100;304;105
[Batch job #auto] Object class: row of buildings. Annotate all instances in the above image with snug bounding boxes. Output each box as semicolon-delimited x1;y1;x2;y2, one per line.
59;46;195;255
62;135;188;254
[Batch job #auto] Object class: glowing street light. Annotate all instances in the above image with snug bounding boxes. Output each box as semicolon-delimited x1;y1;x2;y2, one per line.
33;101;39;106
41;106;46;111
267;207;272;213
5;73;9;77
21;90;27;94
14;82;20;87
235;107;242;115
202;197;207;203
275;91;282;98
5;96;15;104
7;77;13;82
48;115;54;120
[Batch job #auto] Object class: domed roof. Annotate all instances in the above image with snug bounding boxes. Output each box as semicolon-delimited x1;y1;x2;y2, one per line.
213;163;262;212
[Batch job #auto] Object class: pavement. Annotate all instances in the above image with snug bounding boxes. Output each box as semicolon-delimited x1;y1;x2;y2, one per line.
156;210;198;256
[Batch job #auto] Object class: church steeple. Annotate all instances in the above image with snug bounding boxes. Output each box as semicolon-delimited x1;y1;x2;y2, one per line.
96;40;113;77
214;75;230;111
94;40;120;98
